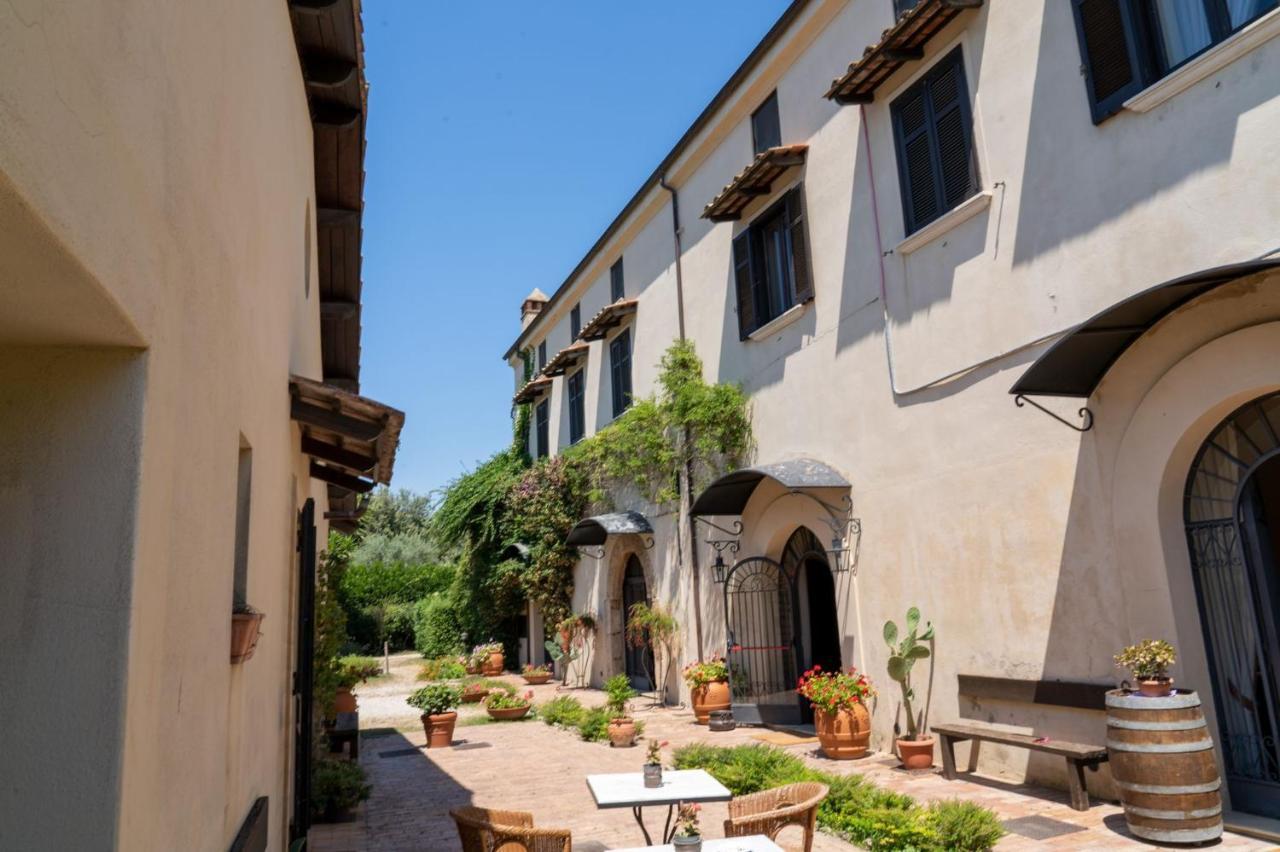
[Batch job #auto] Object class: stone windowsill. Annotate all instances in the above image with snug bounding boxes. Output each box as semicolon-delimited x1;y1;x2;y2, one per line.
747;302;809;341
894;191;992;256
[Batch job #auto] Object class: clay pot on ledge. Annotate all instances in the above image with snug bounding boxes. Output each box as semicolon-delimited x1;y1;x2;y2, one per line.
1138;677;1174;698
608;717;638;748
690;680;731;725
334;686;358;715
230;611;265;664
814;704;871;760
423;712;457;748
897;736;936;770
522;672;552;685
482;651;505;676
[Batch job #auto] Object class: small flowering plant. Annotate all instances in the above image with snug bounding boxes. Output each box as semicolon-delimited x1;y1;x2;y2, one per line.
682;655;729;689
674;802;702;838
468;642;504;668
484;689;534;710
1115;639;1176;682
522;663;551;675
645;739;668;766
796;665;875;714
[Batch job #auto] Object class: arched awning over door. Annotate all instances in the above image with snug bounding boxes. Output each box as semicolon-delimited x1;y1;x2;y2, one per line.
690;459;850;517
565;511;654;546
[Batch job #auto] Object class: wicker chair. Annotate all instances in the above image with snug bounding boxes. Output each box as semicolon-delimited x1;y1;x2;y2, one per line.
449;806;572;852
723;781;829;852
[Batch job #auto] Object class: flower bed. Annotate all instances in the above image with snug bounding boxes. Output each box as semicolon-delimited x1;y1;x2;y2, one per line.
673;744;1003;851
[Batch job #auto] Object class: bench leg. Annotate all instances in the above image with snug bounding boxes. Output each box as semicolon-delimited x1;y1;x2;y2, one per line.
940;736;959;780
966;738;981;773
1065;758;1090;811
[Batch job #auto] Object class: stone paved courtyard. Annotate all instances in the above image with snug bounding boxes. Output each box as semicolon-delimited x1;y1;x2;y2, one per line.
310;654;1275;851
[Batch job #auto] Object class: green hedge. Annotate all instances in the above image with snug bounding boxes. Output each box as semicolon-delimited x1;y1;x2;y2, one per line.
414;595;464;658
338;560;453;610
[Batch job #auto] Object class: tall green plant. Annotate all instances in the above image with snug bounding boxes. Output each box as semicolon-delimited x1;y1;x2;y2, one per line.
626;602;679;705
884;607;935;741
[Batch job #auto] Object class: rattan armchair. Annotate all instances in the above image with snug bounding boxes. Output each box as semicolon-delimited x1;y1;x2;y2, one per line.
449;805;572;852
723;781;829;852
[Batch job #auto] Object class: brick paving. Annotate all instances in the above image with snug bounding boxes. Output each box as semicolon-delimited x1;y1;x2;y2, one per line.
311;663;1275;852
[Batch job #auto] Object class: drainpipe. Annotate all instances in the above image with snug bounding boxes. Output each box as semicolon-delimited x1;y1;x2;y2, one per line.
661;176;705;662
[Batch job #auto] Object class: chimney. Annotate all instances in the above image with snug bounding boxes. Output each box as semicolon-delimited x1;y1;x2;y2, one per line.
521;288;549;329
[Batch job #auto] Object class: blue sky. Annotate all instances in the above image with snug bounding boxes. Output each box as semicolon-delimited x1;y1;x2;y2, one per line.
358;1;792;498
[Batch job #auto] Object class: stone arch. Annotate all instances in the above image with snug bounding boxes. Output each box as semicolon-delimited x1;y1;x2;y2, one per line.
603;540;656;681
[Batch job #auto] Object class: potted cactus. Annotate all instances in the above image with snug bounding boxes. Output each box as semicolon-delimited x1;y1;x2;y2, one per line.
1115;639;1177;697
408;683;462;748
884;607;935;769
604;673;639;748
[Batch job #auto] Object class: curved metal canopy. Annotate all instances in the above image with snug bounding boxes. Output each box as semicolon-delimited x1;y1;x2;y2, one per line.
1010;259;1280;399
565;511;654;546
499;542;530;560
690;459;850;517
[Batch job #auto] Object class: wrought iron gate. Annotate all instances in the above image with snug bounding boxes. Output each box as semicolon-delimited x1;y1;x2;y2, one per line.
724;556;802;725
291;499;317;842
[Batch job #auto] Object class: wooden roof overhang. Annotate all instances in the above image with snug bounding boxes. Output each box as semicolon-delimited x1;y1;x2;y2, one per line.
577;299;639;342
702;144;809;222
824;0;983;105
290;376;404;523
512;375;552;406
542;342;589;378
288;0;368;394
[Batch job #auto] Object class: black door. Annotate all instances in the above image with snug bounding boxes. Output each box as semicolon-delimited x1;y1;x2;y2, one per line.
724;556;801;725
290;499;316;843
622;556;654;691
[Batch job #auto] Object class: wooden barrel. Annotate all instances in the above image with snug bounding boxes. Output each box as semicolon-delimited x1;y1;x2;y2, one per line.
1105;690;1222;844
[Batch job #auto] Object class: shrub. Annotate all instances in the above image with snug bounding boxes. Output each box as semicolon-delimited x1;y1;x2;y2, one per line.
924;800;1004;851
604;673;636;718
339;656;384;682
576;707;612;742
407;683;462;716
418;656;466;681
311;759;370;818
539;695;586;728
472;677;516;696
340;560;453;611
851;806;939;851
414;595;464;658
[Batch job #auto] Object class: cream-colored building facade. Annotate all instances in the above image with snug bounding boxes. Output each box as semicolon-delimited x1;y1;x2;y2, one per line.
0;1;399;849
506;0;1280;825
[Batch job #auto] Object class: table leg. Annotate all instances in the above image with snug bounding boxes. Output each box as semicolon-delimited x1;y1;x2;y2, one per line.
662;803;676;843
631;806;652;845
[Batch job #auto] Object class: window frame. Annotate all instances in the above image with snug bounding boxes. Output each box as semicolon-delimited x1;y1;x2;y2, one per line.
570;304;582;340
610;258;625;302
731;184;812;340
535;399;549;458
609;327;633;418
751;91;782;156
537;340;547;371
567;369;586;445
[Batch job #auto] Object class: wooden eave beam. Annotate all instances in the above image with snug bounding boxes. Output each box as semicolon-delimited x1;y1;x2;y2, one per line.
313;104;361;128
290;0;341;12
301;434;377;473
317;206;360;226
881;47;924;61
303;57;358;88
291;398;383;441
320;300;360;320
833;91;875;105
310;461;374;493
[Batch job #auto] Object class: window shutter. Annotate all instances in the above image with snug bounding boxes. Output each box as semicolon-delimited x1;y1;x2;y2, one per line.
786;186;813;305
928;57;979;211
893;87;939;234
732;230;756;339
1071;0;1146;124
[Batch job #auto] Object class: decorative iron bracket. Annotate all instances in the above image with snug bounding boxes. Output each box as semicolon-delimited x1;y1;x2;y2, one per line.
577;533;654;561
1014;394;1094;432
691;516;744;538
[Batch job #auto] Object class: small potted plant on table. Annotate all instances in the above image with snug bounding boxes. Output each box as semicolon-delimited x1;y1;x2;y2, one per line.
672;802;703;850
682;655;731;724
885;607;936;769
797;665;875;760
604;673;639;748
408;683;462;748
1115;639;1176;697
643;739;668;788
485;689;534;721
522;663;552;685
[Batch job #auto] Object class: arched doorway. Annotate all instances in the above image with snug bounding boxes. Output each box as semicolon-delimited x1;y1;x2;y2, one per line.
1184;391;1280;816
622;555;655;691
783;528;842;723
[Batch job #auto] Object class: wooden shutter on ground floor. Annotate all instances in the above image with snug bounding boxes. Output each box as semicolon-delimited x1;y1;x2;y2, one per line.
733;230;756;339
786;185;813;305
1072;0;1147;123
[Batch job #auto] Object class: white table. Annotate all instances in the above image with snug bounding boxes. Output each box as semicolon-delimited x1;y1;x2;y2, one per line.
586;769;732;845
611;837;783;852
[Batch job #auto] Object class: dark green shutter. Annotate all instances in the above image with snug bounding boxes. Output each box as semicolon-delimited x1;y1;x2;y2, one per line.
732;230;756;339
1071;0;1146;124
786;186;813;305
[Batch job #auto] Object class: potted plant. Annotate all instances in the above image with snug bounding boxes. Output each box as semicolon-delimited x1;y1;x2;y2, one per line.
230;603;265;664
522;663;552;685
549;612;597;687
310;758;370;823
682;656;731;725
643;738;668;788
797;665;875;760
407;683;462;748
604;673;639;747
334;666;361;715
672;802;703;850
470;642;505;676
885;607;936;769
485;689;534;721
626;602;680;705
1115;639;1177;697
463;651;482;676
459;676;489;704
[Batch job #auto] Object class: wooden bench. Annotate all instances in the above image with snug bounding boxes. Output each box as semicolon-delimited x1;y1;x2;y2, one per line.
932;721;1108;811
327;711;359;760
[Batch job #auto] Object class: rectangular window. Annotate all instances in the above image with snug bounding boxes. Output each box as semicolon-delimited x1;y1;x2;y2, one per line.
890;48;980;236
610;258;625;302
537;340;547;371
610;328;633;418
570;304;582;340
535;399;549;458
567;370;585;444
232;440;253;609
731;185;812;340
751;91;781;155
1072;0;1277;123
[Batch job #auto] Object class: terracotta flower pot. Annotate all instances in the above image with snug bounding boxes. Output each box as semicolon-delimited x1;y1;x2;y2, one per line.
1138;677;1174;698
522;672;552;685
690;680;731;725
230;611;265;663
487;704;531;721
423;711;457;748
334;686;358;715
608;717;637;748
814;704;871;760
482;651;505;676
465;663;481;675
460;685;488;704
897;736;936;770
